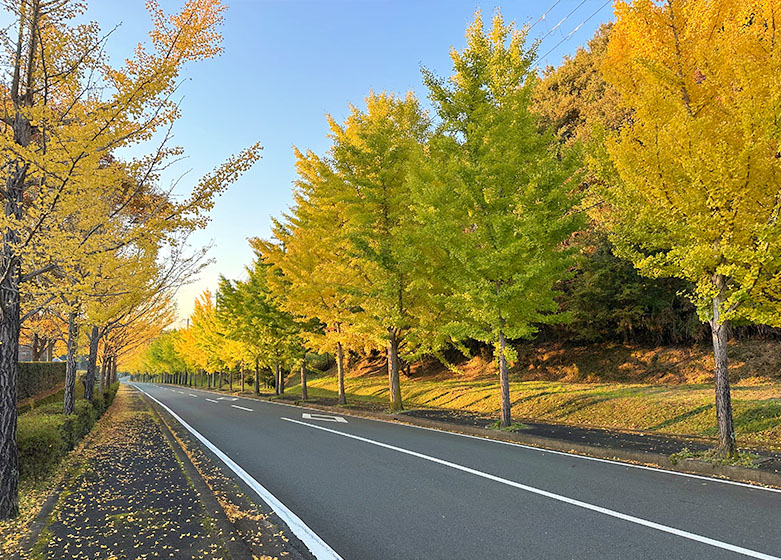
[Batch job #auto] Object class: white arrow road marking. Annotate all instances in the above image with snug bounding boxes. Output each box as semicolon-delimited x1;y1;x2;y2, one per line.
232;405;253;412
205;398;218;403
302;413;347;424
282;417;780;560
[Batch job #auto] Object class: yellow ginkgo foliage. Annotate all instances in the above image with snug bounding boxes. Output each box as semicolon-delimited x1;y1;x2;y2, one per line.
600;0;781;457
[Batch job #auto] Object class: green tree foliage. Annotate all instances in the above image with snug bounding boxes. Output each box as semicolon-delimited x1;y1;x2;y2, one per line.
413;11;583;427
324;92;431;411
532;23;627;145
560;232;699;344
219;248;303;395
143;331;187;376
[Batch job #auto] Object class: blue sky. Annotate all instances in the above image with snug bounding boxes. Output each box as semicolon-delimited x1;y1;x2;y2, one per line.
82;0;614;325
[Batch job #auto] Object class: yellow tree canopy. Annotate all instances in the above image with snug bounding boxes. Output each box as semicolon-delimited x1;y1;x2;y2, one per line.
600;0;781;325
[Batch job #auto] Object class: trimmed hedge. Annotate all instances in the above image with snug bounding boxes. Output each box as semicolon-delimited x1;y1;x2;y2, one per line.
17;382;119;480
18;362;66;402
16;414;69;479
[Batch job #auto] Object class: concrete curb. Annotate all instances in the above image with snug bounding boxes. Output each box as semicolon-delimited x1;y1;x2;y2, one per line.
301;401;781;489
144;393;255;560
152;383;781;490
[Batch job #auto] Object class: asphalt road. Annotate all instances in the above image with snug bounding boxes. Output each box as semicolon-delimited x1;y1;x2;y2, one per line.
130;382;781;560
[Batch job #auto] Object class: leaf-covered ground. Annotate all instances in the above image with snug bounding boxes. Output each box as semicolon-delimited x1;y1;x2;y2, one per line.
284;374;781;447
25;385;232;559
8;384;313;560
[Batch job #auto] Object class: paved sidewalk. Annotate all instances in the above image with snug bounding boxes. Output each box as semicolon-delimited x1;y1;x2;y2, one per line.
22;385;302;560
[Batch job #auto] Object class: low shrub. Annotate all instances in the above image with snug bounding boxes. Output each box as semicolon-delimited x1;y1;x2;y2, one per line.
16;414;68;480
17;382;120;480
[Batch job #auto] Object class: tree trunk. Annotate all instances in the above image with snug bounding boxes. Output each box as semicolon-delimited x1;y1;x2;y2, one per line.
279;364;285;394
497;328;511;428
254;358;259;395
99;356;108;393
63;311;79;414
110;355;117;384
336;339;346;405
0;3;42;516
229;368;233;392
387;329;402;411
300;358;308;400
710;274;736;458
31;332;39;361
241;363;245;393
0;229;21;519
84;325;100;401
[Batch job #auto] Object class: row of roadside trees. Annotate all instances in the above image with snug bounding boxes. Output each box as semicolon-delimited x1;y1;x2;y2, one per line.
0;0;261;519
141;1;781;468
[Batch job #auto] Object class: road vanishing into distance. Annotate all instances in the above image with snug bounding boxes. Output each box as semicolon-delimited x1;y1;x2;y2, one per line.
130;382;781;560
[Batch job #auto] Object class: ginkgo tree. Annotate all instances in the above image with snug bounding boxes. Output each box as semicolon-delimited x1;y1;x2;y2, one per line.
220;247;305;396
261;148;362;405
179;290;226;385
599;0;781;457
325;92;431;411
413;11;583;428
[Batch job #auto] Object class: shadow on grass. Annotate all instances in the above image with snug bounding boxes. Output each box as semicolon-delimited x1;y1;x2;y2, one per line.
733;401;781;433
648;404;713;431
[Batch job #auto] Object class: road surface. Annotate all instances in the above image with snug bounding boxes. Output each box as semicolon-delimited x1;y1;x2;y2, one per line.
130;382;781;560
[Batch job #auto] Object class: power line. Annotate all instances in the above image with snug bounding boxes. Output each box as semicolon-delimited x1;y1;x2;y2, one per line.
537;0;612;63
529;0;562;31
537;0;588;42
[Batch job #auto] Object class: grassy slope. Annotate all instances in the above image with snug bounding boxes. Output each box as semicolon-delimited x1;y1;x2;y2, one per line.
283;339;781;447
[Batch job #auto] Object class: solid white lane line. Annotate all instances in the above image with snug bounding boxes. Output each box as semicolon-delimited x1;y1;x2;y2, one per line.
389;419;781;494
231;404;253;412
205;398;218;403
139;383;780;494
281;417;779;560
131;384;343;560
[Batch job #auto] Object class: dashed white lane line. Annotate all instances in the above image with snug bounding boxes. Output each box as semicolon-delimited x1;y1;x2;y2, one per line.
189;394;198;398
147;384;781;494
131;384;342;560
281;417;780;560
205;398;218;403
231;405;253;412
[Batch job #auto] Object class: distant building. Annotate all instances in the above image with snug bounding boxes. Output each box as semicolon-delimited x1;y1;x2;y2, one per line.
18;344;32;362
